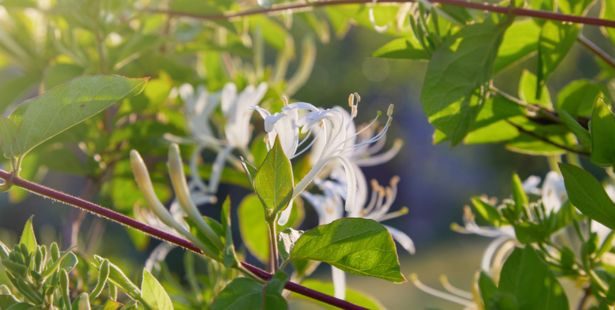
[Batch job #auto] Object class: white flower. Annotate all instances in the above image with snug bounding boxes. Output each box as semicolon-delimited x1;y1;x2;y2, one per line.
221;83;268;149
175;82;268;199
256;96;395;218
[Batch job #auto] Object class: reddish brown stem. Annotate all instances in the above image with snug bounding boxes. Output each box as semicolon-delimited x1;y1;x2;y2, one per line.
0;169;367;310
146;0;615;28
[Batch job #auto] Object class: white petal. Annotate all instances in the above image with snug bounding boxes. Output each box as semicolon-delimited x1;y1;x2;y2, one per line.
542;171;567;213
522;175;541;195
277;201;293;226
332;266;346;300
385;225;415;254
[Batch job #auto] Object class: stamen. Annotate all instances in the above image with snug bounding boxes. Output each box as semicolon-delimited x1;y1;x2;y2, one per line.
378;207;409;221
439;275;473;300
410;274;474;307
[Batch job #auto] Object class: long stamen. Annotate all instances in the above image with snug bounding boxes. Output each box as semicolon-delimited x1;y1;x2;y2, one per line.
410;274;474;307
439;275;473;300
355;139;403;167
378;207;409;222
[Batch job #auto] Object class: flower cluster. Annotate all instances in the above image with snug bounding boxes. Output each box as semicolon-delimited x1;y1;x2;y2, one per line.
132;82;413;301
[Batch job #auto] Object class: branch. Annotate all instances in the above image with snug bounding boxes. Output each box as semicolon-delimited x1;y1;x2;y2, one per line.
145;0;615;28
505;120;590;156
0;169;367;310
578;35;615;70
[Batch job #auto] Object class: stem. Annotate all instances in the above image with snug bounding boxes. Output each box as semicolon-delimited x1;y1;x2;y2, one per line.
504;120;590;155
576;286;591;310
577;35;615;70
0;169;367;310
145;0;615;28
267;219;279;273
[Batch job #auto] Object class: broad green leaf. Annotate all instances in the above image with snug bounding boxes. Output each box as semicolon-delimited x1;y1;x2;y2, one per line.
494;19;540;72
536;21;578;94
557;80;601;117
141;270;173;310
211;278;287;310
238;194;269;262
0;116;19;159
290;218;405;282
560;163;615;229
290;279;384;309
253;137;294;218
18;217;37;254
372;36;428;60
5;75;146;158
498;247;568;309
421;19;508;144
590;94;615;166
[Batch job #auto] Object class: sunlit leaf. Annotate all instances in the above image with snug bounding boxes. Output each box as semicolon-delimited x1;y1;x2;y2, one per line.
560;163;615;230
590;94;615;167
211;278;287;310
421;19;508;144
290;218;405;282
141;270;173;310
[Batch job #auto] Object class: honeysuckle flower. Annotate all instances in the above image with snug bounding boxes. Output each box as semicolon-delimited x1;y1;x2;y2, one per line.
256;95;395;222
175;82;268;200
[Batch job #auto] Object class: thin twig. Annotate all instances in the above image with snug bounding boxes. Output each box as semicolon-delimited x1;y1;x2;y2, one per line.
145;0;615;28
505;120;590;155
491;87;590;129
0;169;367;310
578;35;615;70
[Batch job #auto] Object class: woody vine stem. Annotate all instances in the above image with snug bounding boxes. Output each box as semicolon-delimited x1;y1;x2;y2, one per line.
0;169;367;310
146;0;615;28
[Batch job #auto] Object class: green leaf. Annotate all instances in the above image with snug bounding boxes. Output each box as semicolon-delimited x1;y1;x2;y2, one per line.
221;197;238;268
238;195;270;262
511;173;528;211
519;70;551;108
290;218;405;282
536;21;578;95
238;194;304;263
93;256;141;299
372;36;428;60
560;163;615;230
557;109;591;148
421;19;508;144
266;271;289;294
478;272;498;307
471;197;504;226
602;0;615;44
141;270;173;310
211;278;287;310
253;137;294;219
494;19;540;72
290;279;384;309
4;75;146;158
498;247;568;309
557;80;601;117
590;94;615;167
18;217;37;254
